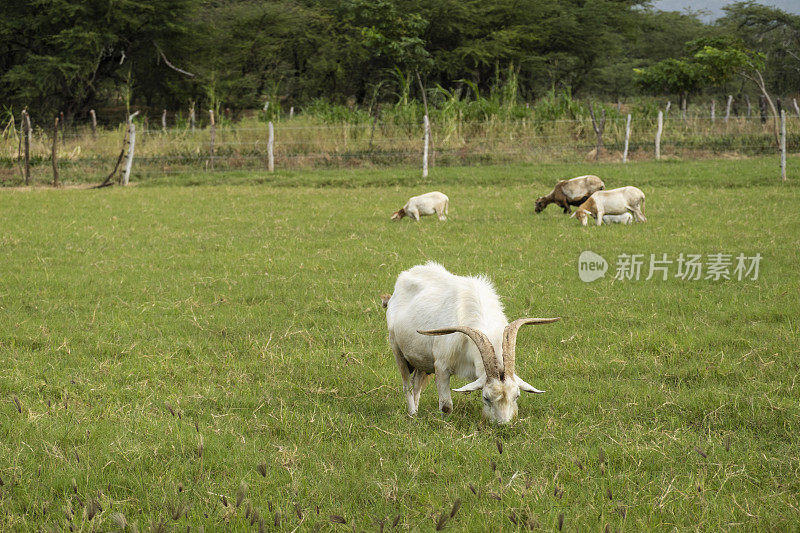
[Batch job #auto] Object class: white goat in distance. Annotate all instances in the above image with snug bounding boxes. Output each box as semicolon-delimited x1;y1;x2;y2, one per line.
384;262;559;424
391;192;449;221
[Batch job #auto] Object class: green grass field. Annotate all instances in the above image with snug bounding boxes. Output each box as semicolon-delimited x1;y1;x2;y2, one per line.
1;157;799;531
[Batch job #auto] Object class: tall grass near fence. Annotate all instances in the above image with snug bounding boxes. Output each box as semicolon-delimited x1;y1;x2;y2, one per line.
1;91;797;185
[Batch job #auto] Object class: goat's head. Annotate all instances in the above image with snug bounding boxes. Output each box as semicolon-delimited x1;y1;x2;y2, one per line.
418;317;559;424
534;197;548;213
572;208;591;226
391;208;406;221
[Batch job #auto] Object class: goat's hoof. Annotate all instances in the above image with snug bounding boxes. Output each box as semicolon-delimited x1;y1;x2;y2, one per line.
440;404;452;415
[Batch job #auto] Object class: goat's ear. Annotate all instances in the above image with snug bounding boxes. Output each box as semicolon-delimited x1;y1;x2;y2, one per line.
515;375;545;394
453;376;486;392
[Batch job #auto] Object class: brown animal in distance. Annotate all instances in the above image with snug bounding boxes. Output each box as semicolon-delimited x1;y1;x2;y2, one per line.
535;175;605;214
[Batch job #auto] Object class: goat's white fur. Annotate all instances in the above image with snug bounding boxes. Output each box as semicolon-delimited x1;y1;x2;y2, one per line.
391;191;449;221
573;186;646;226
385;262;557;424
602;212;633;224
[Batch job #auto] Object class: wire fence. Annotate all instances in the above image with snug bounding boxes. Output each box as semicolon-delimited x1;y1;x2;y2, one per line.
1;110;798;186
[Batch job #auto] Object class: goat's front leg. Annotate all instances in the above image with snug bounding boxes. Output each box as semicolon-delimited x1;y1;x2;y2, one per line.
595;209;604;226
411;370;431;411
434;363;453;415
391;343;416;416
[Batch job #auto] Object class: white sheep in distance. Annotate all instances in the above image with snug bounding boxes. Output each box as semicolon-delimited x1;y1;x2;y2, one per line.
391;191;449;221
384;262;560;424
602;212;633;224
573;186;646;226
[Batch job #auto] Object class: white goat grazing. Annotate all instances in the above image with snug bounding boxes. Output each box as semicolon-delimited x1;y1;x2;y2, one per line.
602;212;633;224
391;192;449;221
384;262;559;424
573;186;646;226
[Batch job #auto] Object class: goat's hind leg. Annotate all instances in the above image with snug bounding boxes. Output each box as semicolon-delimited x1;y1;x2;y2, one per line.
390;342;417;416
629;202;647;223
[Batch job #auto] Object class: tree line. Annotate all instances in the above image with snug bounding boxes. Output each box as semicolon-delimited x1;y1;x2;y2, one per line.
1;0;798;120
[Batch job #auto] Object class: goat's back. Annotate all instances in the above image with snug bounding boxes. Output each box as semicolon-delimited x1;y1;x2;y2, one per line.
560;175;605;202
387;262;506;336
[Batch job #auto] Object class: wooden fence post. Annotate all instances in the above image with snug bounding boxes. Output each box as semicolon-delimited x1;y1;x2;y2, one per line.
655;110;663;160
90;109;97;137
623;113;631;163
52;116;59;186
681;95;687;121
745;95;751;117
289;106;294;119
162;109;167;132
122;111;139;186
588;102;605;160
368;105;380;152
189;105;195;131
209;110;215;170
725;95;733;122
422;114;429;177
710;100;715;122
665;101;671;116
59;111;65;141
268;121;274;172
793;98;800;118
22;110;31;185
780;109;787;181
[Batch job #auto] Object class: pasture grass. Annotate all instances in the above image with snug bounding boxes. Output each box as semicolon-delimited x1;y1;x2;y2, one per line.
0;157;799;531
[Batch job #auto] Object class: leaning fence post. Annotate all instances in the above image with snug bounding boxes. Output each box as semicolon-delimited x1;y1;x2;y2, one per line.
161;109;167;132
655;110;663;160
781;109;787;181
52;116;59;186
623;113;632;163
122;111;139;186
422;114;429;178
22;110;31;185
793;98;800;118
268;121;274;172
588;102;605;161
208;110;215;170
725;95;733;122
665;101;671;116
710;100;716;123
90;109;97;137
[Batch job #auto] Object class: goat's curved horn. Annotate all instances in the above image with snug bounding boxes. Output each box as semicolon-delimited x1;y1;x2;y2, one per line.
502;317;561;377
418;327;499;378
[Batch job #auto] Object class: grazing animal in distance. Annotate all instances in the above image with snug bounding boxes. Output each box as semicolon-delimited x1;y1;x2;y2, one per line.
391;191;449;221
535;175;605;214
602;212;633;224
573;186;646;226
384;262;560;424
